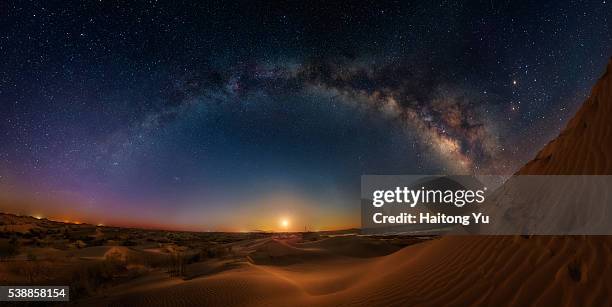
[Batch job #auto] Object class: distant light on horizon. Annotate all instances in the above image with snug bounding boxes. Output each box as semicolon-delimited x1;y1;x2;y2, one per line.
280;218;289;230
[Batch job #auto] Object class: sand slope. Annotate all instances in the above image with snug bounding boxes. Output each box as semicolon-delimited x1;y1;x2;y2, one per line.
93;235;611;306
519;58;612;175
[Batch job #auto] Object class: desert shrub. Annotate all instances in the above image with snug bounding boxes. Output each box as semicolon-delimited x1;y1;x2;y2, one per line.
204;245;231;259
5;260;51;282
17;260;51;283
204;246;217;258
185;252;202;264
123;250;173;270
142;254;171;268
0;238;19;260
157;237;171;243
70;259;125;298
166;252;187;277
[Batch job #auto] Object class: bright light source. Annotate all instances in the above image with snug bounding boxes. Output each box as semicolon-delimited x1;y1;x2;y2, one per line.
280;218;289;229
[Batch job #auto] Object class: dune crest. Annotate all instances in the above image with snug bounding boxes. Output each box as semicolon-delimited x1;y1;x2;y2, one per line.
519;58;612;175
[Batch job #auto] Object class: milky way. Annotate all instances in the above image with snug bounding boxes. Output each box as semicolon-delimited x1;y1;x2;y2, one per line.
135;57;503;173
1;1;611;229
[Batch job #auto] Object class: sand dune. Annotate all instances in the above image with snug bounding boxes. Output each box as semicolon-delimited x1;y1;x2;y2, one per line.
93;235;611;306
296;235;402;258
518;60;612;175
246;236;402;265
247;239;332;265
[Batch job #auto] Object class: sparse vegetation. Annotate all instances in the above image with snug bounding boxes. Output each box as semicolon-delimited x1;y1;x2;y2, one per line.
0;237;19;260
70;257;126;298
0;212;297;300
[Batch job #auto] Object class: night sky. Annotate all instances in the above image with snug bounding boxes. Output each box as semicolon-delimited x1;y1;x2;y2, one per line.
1;1;611;230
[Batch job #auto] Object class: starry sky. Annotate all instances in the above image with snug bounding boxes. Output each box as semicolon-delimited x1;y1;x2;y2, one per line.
1;1;611;231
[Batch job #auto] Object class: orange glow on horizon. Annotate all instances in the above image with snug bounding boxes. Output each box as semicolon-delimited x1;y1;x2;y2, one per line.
1;187;360;232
